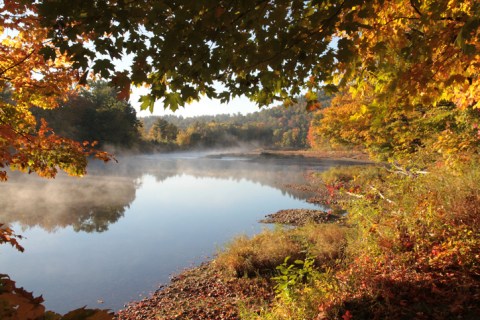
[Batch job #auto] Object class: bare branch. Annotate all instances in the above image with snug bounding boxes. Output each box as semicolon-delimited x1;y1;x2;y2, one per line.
370;186;395;204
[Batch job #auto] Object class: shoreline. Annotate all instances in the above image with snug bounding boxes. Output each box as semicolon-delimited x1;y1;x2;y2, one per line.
115;149;347;319
116;261;275;320
115;210;337;320
205;148;372;163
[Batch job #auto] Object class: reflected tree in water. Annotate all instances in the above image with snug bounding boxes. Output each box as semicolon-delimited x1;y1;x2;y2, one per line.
72;205;130;233
0;173;138;234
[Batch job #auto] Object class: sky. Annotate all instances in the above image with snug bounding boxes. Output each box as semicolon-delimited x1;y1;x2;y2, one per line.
114;54;264;118
130;86;265;118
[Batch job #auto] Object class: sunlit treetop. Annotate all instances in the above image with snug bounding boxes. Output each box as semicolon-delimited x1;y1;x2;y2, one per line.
308;0;479;164
338;0;480;110
37;0;479;112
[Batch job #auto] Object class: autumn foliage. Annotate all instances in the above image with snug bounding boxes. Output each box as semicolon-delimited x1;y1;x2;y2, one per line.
1;1;110;182
1;4;113;316
307;0;480;164
280;3;480;307
1;0;480;319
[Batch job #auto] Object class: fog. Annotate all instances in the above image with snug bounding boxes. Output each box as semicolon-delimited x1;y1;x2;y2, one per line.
0;150;364;232
0;151;358;233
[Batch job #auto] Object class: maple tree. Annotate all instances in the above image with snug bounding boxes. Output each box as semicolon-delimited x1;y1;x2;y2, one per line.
36;0;479;105
1;1;476;172
308;0;480;163
1;1;111;183
1;2;113;290
37;0;352;110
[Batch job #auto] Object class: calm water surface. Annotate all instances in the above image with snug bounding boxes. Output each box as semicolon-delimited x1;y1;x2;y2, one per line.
0;153;356;313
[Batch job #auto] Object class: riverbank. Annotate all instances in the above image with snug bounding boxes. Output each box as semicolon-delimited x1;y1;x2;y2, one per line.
116;262;275;320
258;149;370;162
205;148;371;163
115;152;344;319
115;211;337;319
115;211;340;319
115;152;480;319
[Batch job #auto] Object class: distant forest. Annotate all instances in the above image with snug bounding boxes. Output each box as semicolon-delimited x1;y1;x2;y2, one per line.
141;94;330;149
32;81;330;152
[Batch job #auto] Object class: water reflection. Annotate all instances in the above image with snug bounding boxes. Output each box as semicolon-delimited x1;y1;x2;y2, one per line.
0;175;138;233
0;153;353;232
0;153;360;313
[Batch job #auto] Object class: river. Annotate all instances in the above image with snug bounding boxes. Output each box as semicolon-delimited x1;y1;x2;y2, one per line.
0;152;358;314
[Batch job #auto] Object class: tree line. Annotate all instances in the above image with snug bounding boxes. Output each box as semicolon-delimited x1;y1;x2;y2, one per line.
141;94;329;149
30;81;327;152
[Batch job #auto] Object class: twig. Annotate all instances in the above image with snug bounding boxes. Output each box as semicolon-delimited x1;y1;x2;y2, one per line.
390;163;428;177
370;186;395;204
345;191;364;198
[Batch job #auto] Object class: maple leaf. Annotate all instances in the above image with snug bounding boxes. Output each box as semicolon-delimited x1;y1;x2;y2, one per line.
342;310;353;320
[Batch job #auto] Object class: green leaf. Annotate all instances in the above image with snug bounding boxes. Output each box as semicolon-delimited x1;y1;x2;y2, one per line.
305;90;317;102
323;84;338;95
93;59;114;78
139;95;155;113
180;86;197;102
163;92;183;111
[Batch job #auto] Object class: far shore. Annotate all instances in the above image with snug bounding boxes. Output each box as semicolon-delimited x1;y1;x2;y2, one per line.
204;147;372;163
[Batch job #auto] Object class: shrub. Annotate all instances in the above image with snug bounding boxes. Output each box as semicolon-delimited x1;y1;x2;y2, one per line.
241;161;480;319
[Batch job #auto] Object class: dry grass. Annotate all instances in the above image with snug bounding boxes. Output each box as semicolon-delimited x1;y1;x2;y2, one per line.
215;228;303;277
215;224;348;277
298;224;347;266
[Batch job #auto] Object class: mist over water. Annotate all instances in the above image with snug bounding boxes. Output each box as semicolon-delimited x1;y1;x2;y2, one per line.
0;152;356;313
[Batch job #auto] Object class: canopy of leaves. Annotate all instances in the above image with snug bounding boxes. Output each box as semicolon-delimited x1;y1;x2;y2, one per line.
307;0;480;163
36;0;480;163
37;0;479;105
37;0;346;110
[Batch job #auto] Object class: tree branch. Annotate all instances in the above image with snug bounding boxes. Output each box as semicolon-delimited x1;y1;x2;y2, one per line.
409;0;423;17
243;1;345;72
0;50;35;77
370;186;395;204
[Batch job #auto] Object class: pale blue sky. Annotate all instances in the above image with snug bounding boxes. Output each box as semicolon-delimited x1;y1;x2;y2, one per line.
108;49;260;118
130;86;264;118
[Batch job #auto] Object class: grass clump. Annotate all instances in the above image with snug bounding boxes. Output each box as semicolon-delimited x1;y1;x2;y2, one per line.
215;228;303;277
215;224;347;278
218;223;348;319
297;223;347;266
